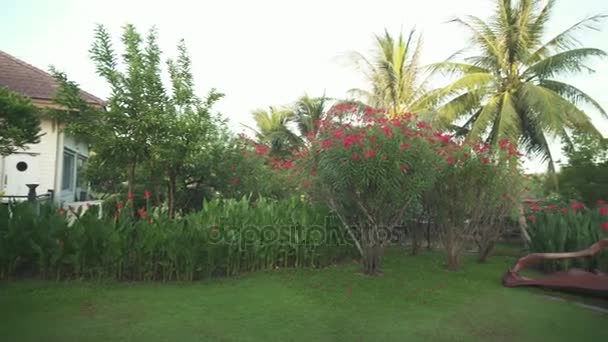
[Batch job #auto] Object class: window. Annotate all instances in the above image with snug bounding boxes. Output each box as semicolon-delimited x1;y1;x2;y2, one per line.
76;156;87;189
62;150;75;191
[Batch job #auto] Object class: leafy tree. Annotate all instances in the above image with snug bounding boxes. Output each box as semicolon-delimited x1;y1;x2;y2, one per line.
349;29;432;116
53;25;227;215
558;130;608;203
0;87;41;155
430;0;607;172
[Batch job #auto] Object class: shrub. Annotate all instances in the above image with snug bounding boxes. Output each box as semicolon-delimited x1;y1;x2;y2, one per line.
0;197;356;281
428;139;523;269
526;200;608;272
283;105;443;275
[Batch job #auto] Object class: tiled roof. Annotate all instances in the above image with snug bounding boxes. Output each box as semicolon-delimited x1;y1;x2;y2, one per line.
0;50;104;105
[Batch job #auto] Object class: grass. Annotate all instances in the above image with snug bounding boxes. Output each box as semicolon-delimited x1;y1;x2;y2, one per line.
1;249;607;342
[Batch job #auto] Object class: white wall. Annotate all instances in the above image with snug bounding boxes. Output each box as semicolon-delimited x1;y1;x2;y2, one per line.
1;118;59;197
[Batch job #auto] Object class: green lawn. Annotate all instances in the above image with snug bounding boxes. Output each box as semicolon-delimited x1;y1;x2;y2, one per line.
1;249;607;342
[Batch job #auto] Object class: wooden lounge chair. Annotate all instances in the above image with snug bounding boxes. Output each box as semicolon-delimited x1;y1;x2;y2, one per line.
502;239;608;297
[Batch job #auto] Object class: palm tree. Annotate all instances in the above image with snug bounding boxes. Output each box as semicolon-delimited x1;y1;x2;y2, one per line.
246;107;301;157
349;29;432;116
430;0;607;171
291;95;328;141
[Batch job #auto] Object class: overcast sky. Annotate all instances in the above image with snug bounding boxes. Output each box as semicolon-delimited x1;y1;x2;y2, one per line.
2;0;607;171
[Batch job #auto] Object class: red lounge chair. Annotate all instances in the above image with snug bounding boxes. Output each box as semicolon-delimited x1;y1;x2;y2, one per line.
503;239;608;297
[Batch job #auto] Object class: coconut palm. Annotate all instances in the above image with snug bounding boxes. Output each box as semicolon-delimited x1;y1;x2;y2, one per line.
349;29;432;116
290;95;328;141
430;0;607;171
246;107;301;157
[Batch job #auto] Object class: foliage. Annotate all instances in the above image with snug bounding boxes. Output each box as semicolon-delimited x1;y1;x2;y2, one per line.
0;86;41;155
52;25;229;215
558;130;608;203
428;139;524;269
349;29;432;116
272;104;444;274
525;200;608;272
429;0;607;171
0;197;355;281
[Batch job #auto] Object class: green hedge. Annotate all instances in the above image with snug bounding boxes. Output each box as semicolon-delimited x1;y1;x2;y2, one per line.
526;202;608;272
0;197;356;281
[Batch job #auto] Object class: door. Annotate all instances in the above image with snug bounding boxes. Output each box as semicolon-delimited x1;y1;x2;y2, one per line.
3;154;40;198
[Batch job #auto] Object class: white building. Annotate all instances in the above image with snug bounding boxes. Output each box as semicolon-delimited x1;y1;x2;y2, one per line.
0;50;105;204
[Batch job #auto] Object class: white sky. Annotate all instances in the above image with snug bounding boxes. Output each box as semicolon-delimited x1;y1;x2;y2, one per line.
2;0;607;171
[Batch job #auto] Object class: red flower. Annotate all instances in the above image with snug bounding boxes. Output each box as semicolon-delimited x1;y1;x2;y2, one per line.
416;121;431;130
601;222;608;231
390;118;402;127
400;142;410;149
433;131;451;143
302;181;311;188
321;138;333;149
598;200;607;205
400;163;409;171
600;207;608;216
137;207;147;219
255;144;270;155
282;160;293;169
364;150;375;158
332;128;344;139
446;157;455;164
143;190;152;200
481;157;490;164
529;202;539;211
352;153;359;160
342;135;357;147
381;125;393;137
560;207;568;215
528;215;536;222
547;204;557;210
127;192;134;200
368;136;377;142
116;202;124;210
570;202;585;210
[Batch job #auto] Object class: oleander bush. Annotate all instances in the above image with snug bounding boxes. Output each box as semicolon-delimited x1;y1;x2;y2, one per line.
0;197;356;281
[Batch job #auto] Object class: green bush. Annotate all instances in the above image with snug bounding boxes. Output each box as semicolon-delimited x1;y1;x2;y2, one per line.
526;202;608;272
0;197;355;281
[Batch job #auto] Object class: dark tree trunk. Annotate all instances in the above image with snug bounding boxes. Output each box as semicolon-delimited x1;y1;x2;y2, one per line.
360;227;384;275
426;218;432;251
411;222;420;256
478;241;495;263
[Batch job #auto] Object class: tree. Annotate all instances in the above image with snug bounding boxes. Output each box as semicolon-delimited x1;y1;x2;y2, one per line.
246;106;301;157
152;39;225;217
349;29;432;116
0;87;41;155
430;0;607;172
53;25;226;215
290;95;329;141
558;130;608;203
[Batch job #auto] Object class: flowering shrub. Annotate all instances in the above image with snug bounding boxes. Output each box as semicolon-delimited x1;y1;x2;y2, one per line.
266;105;447;274
526;200;608;272
427;138;524;269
